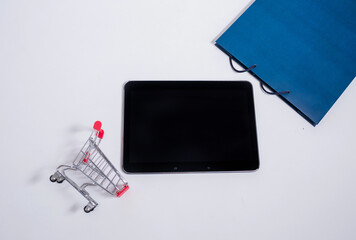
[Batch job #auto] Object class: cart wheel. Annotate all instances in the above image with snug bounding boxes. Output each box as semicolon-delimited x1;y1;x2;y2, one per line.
57;178;65;183
50;175;57;182
84;205;95;213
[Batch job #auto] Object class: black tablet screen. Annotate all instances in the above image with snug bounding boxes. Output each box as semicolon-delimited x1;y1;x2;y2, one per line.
123;81;259;172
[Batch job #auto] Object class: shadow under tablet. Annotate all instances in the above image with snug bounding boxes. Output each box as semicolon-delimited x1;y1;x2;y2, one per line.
123;81;259;173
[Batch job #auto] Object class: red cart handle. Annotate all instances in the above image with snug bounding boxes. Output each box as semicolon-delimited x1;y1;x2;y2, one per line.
93;121;102;131
98;129;104;139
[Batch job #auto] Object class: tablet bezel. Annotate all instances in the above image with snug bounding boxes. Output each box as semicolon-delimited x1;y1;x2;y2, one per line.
122;81;259;173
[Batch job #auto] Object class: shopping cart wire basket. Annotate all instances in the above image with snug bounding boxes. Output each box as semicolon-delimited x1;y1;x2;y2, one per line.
50;121;129;213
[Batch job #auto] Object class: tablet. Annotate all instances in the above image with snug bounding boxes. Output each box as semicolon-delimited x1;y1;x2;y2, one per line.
123;81;259;173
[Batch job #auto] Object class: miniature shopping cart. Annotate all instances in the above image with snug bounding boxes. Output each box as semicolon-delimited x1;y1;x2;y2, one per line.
50;121;129;213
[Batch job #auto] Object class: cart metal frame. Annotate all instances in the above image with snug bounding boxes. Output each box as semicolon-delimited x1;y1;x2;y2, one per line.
50;121;129;213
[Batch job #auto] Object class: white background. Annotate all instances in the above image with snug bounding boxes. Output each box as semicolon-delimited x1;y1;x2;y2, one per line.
1;0;355;239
